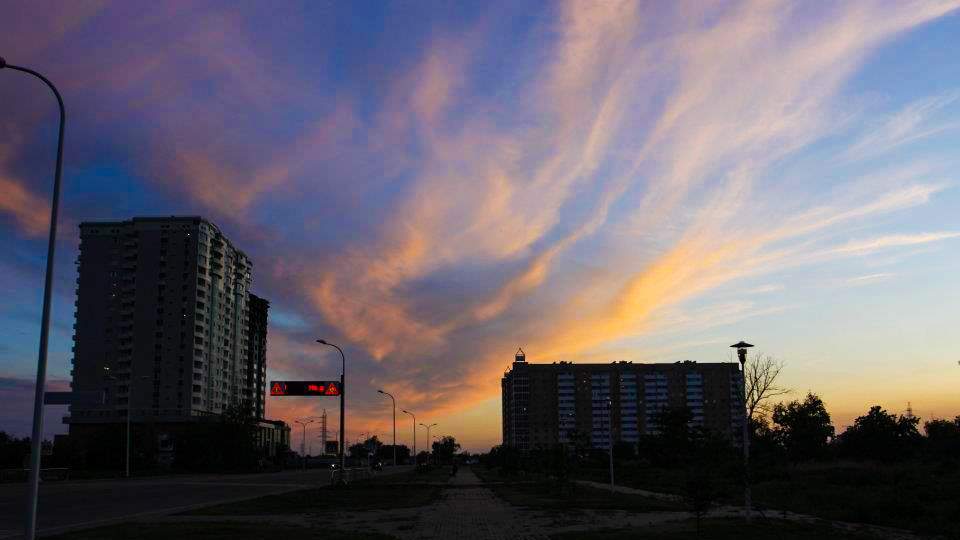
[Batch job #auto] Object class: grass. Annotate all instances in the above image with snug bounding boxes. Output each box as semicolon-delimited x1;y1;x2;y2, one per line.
185;484;440;515
574;461;960;537
493;481;683;512
183;469;444;516
43;522;395;540
750;462;960;537
548;518;876;540
474;466;682;512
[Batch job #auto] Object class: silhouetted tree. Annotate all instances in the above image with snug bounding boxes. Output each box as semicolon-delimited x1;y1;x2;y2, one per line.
175;404;259;471
924;416;960;461
771;392;834;461
740;353;791;420
684;466;721;537
0;431;32;468
374;444;410;464
837;405;921;461
432;435;460;464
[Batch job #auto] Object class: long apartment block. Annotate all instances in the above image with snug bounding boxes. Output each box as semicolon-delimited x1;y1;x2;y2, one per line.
501;349;745;450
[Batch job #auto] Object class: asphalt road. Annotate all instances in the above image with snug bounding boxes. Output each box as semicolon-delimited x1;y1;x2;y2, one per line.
0;467;405;539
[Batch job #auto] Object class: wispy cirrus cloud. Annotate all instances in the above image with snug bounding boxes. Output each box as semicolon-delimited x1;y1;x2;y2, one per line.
844;273;895;286
2;0;960;447
844;91;960;162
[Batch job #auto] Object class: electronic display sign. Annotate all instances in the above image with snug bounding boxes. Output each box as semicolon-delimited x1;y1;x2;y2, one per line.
270;381;342;396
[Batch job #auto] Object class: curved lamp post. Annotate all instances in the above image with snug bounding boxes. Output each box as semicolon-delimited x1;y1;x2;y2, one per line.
402;409;416;464
420;422;437;464
731;340;754;523
294;418;315;470
316;339;346;478
377;390;396;467
2;56;66;540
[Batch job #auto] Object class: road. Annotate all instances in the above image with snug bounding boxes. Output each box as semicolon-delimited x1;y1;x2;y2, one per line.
0;467;406;539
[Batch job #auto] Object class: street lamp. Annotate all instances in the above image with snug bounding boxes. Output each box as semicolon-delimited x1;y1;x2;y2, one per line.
607;397;615;493
402;409;416;465
103;368;148;479
420;423;436;464
377;390;397;467
294;418;315;471
316;339;346;478
2;56;66;540
731;340;754;523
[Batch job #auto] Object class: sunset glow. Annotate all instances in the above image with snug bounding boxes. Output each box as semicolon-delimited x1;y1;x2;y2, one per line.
2;1;960;452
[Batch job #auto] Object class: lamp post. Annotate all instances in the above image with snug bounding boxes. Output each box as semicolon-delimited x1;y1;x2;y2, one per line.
402;409;416;464
731;340;754;523
103;368;148;479
607;398;615;493
316;339;346;479
2;57;66;540
377;390;397;467
420;423;437;464
294;418;315;471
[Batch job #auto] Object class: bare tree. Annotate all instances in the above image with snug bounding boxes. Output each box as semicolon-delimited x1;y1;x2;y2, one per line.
733;352;791;420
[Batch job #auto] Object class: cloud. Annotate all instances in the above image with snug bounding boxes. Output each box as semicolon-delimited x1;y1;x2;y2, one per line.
844;273;895;286
0;130;50;237
2;0;960;448
830;232;960;256
844;91;960;161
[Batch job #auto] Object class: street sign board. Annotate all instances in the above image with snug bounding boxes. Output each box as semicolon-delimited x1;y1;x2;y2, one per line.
270;380;342;396
325;440;339;454
43;391;105;405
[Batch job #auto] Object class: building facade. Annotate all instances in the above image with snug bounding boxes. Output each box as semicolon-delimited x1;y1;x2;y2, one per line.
68;216;272;427
247;294;269;420
501;349;745;450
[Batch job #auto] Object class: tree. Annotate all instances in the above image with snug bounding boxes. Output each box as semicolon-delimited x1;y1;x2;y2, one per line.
374;444;410;464
0;431;31;468
175;403;260;472
771;393;834;461
837;405;921;461
924;416;960;460
741;353;791;420
431;435;461;464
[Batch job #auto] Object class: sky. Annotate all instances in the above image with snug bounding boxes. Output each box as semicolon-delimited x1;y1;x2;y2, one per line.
2;1;960;453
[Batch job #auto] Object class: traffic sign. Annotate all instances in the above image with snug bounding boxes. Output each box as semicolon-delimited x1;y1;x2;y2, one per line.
270;380;342;396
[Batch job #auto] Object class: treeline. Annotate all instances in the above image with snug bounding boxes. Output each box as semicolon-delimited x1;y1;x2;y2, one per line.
484;395;960;475
753;394;960;463
0;432;33;468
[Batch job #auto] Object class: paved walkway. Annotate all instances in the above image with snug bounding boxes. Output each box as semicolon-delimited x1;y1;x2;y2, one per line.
93;468;931;540
397;468;549;540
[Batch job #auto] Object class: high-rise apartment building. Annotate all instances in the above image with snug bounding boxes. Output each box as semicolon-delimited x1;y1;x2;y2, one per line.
68;217;272;426
501;349;745;450
247;294;269;420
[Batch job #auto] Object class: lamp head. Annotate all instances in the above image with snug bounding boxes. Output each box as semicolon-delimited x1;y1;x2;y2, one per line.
0;57;6;69
316;339;328;345
377;389;384;394
730;340;753;365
